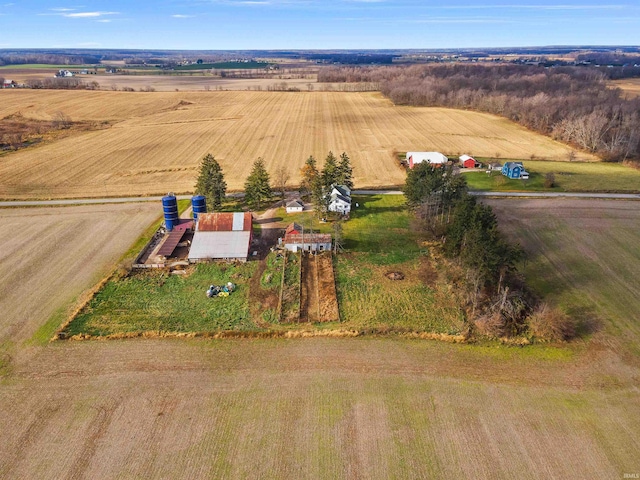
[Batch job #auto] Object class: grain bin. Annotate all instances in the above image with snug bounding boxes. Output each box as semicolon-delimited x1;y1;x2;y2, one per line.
162;193;179;231
192;195;207;221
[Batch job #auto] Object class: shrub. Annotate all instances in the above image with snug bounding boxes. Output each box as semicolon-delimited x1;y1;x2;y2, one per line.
527;303;576;341
544;172;556;188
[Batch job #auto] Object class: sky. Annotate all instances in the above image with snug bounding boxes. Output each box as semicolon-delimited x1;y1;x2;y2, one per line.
0;1;638;50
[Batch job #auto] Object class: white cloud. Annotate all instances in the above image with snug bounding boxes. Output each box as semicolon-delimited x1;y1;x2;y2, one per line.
439;4;627;10
63;11;119;18
50;7;76;11
97;19;112;22
172;14;196;17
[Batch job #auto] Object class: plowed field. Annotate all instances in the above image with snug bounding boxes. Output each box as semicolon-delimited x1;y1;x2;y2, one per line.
0;90;593;199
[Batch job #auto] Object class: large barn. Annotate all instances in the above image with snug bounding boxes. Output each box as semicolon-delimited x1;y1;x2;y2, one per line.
188;212;253;262
406;152;449;168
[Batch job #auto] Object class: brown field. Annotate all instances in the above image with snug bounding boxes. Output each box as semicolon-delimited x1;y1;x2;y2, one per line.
610;78;640;98
0;203;160;344
0;90;593;200
0;199;639;478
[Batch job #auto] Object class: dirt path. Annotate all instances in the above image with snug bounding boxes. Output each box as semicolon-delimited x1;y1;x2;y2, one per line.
300;253;320;323
317;254;340;322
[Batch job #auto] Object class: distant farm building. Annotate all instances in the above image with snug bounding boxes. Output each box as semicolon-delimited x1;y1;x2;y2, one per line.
488;162;503;171
286;199;305;213
188;212;253;262
406;151;448;168
328;185;351;215
2;79;16;88
459;154;480;168
501;162;529;179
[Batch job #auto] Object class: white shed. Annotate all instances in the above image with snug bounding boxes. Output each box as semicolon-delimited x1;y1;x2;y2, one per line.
406;152;449;168
286;199;304;213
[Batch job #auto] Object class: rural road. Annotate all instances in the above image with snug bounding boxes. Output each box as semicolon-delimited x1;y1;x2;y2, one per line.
1;191;639;208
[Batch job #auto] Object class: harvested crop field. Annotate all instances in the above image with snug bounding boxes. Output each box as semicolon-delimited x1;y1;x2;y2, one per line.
1;337;639;479
1;199;639;478
610;78;640;98
485;198;640;354
0;203;160;344
0;90;593;199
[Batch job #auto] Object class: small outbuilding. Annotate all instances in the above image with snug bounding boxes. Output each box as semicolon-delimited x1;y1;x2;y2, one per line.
188;212;253;262
285;222;303;235
406;151;449;168
283;233;332;253
286;199;305;213
459;154;480;169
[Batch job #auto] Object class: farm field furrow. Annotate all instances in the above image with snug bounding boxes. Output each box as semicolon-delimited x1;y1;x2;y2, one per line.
0;338;638;479
0;203;161;344
486;198;640;355
0;90;593;200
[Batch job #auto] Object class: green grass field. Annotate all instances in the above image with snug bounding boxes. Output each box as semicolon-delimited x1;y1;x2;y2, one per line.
67;262;257;337
465;160;640;193
174;62;270;70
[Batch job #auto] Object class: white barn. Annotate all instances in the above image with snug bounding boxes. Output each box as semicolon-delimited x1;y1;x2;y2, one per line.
406;152;449;168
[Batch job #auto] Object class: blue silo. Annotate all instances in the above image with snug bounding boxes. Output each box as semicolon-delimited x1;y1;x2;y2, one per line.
192;195;207;221
162;194;179;231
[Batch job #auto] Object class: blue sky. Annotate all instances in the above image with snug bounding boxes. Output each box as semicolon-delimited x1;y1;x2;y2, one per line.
0;1;638;49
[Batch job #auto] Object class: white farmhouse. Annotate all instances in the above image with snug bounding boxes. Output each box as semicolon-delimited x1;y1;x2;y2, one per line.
327;185;351;215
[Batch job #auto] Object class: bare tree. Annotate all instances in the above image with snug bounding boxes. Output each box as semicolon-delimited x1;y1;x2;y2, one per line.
274;165;290;202
53;111;72;129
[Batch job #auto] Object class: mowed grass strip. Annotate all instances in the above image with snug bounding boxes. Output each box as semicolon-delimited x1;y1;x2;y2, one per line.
465;159;640;192
0;90;592;199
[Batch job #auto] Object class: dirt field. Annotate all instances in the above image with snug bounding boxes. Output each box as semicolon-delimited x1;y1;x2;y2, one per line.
0;203;160;344
0;200;639;478
486;197;640;354
0;90;592;200
610;78;640;98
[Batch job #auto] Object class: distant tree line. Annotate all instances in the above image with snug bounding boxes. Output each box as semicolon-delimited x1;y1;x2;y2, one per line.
0;53;101;66
319;64;640;161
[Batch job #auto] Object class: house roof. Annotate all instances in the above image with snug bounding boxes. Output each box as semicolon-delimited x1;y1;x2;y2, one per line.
459;154;476;161
284;233;332;245
332;185;351;197
503;162;523;169
286;199;304;208
188;231;251;260
196;212;252;232
332;194;351;204
407;151;449;164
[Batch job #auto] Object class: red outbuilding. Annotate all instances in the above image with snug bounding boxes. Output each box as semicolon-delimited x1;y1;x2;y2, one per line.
459;154;479;168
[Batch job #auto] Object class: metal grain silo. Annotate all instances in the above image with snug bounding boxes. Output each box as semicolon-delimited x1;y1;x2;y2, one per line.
191;195;207;221
162;193;179;231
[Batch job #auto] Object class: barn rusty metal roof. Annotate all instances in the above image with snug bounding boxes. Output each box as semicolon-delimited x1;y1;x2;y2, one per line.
196;212;252;232
157;229;186;257
284;233;332;244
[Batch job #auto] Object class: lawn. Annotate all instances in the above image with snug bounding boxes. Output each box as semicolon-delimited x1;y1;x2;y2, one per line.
464;160;640;193
67;262;257;337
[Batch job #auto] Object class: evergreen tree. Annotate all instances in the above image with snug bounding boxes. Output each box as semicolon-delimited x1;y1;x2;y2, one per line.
244;157;272;210
337;152;354;189
194;153;227;210
321;151;339;189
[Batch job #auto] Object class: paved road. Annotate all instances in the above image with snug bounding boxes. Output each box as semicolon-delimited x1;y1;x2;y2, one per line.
1;190;639;208
470;191;640;199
